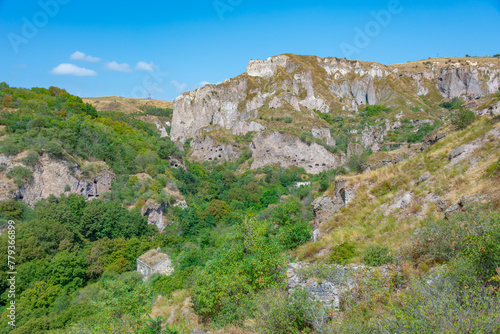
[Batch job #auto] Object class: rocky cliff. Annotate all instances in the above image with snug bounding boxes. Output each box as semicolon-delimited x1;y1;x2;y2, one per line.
250;131;342;174
0;153;114;206
171;54;500;173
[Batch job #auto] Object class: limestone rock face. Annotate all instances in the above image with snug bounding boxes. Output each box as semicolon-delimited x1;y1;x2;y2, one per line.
17;154;114;206
421;132;447;151
171;54;500;170
141;199;168;232
250;131;341;174
246;55;290;78
360;126;385;153
437;68;485;99
0;153;114;206
312;179;355;226
476;100;500;116
190;136;242;162
311;127;336;147
171;76;250;141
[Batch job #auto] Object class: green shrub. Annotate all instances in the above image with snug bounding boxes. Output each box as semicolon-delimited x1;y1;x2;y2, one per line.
83;103;99;118
236;147;252;164
410;205;500;284
277;222;311;250
330;241;358;265
140;105;173;117
319;177;329;192
380;260;500;333
451;108;476;130
362;245;394;266
347;150;370;174
45;140;63;157
296;184;311;200
372;180;395;197
0;199;24;220
440;97;464;110
6;165;33;186
22;150;39;166
318;112;333;124
0;141;21;155
0;164;6;173
252;287;329;334
359;105;390;118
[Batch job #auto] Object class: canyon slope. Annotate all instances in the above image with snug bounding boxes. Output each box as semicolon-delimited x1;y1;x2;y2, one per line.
171;54;500;173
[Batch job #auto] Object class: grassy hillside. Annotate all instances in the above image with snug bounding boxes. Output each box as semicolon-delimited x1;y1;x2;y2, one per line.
298;117;500;261
82;96;173;115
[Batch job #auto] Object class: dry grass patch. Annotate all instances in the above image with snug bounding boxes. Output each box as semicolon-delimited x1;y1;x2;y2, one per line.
297;117;500;262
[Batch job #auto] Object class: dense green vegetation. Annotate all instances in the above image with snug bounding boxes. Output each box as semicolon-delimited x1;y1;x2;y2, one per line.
140;105;173;118
0;85;316;333
0;85;499;333
0;83;182;175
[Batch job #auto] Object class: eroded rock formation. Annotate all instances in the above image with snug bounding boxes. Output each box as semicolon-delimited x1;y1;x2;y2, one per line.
250;131;341;174
171;54;500;172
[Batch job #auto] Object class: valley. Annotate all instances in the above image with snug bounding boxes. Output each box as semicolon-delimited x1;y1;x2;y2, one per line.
0;53;500;333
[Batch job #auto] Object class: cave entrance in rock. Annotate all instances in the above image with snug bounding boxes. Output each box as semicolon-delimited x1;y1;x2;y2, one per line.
339;188;346;204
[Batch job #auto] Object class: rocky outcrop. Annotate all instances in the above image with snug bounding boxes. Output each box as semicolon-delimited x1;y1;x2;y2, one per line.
437;68;485;99
421;132;447;151
1;153;114;206
311;127;336;146
360;126;385;153
247;55;291;78
447;128;500;166
190;136;242;162
250;131;341;174
287;262;397;309
171;54;500;170
141;199;168;232
171;76;253;142
476;100;500;116
312;179;355;226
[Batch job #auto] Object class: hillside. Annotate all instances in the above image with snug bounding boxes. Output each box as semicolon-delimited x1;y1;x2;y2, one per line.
171;54;500;174
0;56;499;333
82;96;173;114
83;96;174;139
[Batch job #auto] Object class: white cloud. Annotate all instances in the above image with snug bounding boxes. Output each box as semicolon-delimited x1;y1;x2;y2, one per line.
135;61;156;71
170;80;187;92
105;61;133;72
70;51;101;63
50;63;97;76
199;81;211;87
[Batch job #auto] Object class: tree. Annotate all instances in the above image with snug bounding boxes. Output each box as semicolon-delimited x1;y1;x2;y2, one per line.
451;108;476;130
2;94;13;107
79;199;106;240
205;199;230;221
0;200;23;220
192;217;286;320
260;189;279;207
45;140;64;157
83;103;99;118
48;251;87;290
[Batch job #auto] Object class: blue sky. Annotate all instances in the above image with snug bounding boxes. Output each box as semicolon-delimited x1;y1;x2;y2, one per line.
1;0;499;101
